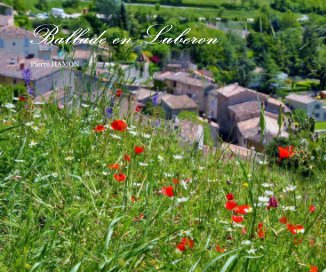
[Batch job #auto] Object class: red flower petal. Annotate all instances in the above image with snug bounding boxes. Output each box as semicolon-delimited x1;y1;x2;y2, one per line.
257;222;265;239
310;266;318;272
309;205;316;213
161;186;174;197
279;216;288;224
94;125;106;133
172;178;179;184
215;244;225;253
135;104;143;112
134;146;145;154
231;215;244;223
287;224;304;235
18;96;27;102
278;146;294;160
111;120;127;131
225;200;237;210
176;242;186;252
124;154;131;162
108;164;119;170
113;173;126;182
116;89;123;97
226;193;234;201
234;205;251;214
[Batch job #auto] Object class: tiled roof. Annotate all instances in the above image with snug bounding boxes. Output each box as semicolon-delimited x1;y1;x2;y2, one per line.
0;49;59;80
0;15;11;26
132;88;157;101
154;71;213;88
0;25;35;39
153;71;174;81
228;101;260;118
161;94;198;110
216;83;248;97
286;93;315;104
216;83;289;112
165;71;212;87
236;115;287;139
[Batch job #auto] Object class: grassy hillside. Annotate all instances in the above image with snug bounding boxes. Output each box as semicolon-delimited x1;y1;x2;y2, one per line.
0;88;324;271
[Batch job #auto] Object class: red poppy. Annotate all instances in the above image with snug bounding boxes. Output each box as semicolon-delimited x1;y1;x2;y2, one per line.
135;104;143;112
113;173;126;182
279;216;288;224
172;178;179;184
176;237;194;252
94;125;106;133
234;205;252;215
231;215;244;224
225;200;237;210
257;222;265;239
215;244;225;253
161;186;174;197
18;96;27;102
108;164;119;170
176;242;186;252
116;89;123;97
310;266;318;272
133;213;145;222
134;146;145;154
124;154;131;162
287;224;304;235
111;120;127;131
278;146;294;161
309;205;316;213
226;193;234;201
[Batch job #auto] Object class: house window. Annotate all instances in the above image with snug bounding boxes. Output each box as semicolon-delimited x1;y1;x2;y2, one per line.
173;81;176;87
324;112;326;121
0;39;3;48
12;42;16;46
315;104;320;110
315;113;320;118
24;38;30;47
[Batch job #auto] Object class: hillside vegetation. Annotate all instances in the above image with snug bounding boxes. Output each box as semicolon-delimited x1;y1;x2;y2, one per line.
0;88;324;271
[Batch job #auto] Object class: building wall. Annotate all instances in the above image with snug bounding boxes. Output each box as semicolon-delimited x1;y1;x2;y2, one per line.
0;37;52;59
206;93;218;120
34;69;76;95
286;99;326;121
166;80;204;112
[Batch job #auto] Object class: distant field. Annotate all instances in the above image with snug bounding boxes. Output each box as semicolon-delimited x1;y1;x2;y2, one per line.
1;0;90;13
129;0;273;9
316;121;326;130
127;4;261;19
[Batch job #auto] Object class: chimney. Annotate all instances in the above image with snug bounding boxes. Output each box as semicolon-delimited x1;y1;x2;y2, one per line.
20;63;25;70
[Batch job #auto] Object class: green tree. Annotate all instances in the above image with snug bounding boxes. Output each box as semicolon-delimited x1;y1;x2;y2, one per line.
35;0;49;11
13;0;25;12
96;0;121;24
118;2;129;30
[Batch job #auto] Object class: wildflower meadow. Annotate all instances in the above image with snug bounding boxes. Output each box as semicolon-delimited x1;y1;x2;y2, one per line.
0;86;325;272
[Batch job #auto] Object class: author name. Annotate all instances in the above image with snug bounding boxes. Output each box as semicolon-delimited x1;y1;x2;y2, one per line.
31;60;80;68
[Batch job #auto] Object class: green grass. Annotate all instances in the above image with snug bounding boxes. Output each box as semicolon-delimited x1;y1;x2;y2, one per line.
0;86;324;271
315;121;326;130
